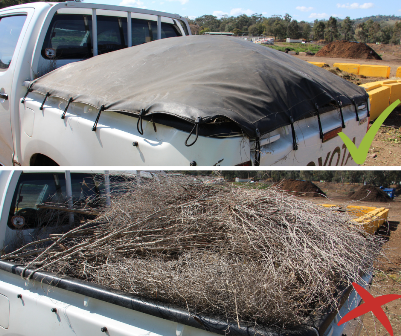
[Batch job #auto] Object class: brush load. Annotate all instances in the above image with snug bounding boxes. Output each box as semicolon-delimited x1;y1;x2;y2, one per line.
2;174;381;330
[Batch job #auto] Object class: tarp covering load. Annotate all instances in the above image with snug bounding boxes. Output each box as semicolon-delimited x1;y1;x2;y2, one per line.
29;36;369;138
2;175;381;333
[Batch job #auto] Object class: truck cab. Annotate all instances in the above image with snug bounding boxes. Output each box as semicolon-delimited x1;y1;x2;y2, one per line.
0;2;190;166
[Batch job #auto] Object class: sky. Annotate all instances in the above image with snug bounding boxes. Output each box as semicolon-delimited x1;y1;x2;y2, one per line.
90;0;401;22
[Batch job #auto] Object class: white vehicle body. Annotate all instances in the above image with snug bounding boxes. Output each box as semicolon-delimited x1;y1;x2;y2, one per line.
0;170;371;336
0;2;369;166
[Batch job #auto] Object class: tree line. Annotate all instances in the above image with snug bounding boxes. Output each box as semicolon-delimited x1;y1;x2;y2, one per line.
180;171;401;187
187;14;401;44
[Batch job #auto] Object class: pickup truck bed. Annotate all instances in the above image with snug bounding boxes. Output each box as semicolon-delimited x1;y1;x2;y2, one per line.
0;260;370;336
20;35;370;166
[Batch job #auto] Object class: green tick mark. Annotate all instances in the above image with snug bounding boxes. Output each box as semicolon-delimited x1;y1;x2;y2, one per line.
338;99;400;165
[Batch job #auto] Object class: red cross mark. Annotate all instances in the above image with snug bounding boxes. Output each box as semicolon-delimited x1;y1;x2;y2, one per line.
337;282;401;336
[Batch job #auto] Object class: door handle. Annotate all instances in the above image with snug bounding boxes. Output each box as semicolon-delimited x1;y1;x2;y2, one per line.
0;93;8;100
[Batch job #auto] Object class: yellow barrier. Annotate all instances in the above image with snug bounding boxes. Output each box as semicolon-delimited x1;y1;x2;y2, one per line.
375;80;398;85
360;82;382;91
351;207;389;235
359;65;391;78
320;204;389;235
396;67;401;78
333;63;360;75
381;83;401;105
368;86;391;120
308;62;328;68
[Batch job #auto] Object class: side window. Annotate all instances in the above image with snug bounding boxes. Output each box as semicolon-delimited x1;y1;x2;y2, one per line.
97;16;127;55
8;173;102;230
0;15;27;70
131;18;152;46
150;21;181;40
42;14;92;60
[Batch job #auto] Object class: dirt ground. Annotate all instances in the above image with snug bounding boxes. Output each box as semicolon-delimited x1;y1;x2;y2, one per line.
306;182;401;336
363;104;401;166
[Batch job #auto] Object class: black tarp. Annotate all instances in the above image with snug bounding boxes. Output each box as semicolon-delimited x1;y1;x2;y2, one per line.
30;35;369;138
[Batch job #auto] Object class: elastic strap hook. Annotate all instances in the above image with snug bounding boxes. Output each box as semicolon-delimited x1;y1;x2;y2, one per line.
61;98;73;120
40;92;51;111
290;116;298;151
338;100;345;129
137;109;146;135
315;103;323;140
352;99;359;122
92;105;105;132
21;87;33;104
254;128;261;166
185;117;202;147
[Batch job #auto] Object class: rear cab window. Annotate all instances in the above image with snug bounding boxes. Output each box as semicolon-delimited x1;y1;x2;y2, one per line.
8;172;103;230
41;14;92;60
0;15;27;70
42;13;183;61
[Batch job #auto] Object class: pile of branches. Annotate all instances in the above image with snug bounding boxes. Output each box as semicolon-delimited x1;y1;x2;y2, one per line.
2;174;382;329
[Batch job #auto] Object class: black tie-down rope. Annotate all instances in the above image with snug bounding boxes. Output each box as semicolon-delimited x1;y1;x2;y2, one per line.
20;87;33;104
254;128;261;166
338;100;346;129
352;99;360;122
136;109;146;135
39;92;50;111
289;116;298;151
92;105;105;132
185;117;202;147
315;103;324;141
366;98;370;118
61;98;73;120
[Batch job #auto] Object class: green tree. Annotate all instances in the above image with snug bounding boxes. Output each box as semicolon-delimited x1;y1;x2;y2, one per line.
232;28;241;36
377;25;393;44
340;16;354;40
248;24;259;36
287;20;300;39
195;15;220;32
271;20;287;39
300;21;312;40
355;22;368;42
300;171;313;181
199;27;211;35
313;20;326;40
324;16;339;42
391;21;401;44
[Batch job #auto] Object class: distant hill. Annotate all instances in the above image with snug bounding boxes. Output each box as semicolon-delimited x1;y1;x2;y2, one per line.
352;15;401;25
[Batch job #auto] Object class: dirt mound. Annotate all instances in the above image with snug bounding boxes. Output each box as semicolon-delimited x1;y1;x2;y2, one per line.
327;66;361;84
276;179;326;197
316;41;382;60
349;185;392;202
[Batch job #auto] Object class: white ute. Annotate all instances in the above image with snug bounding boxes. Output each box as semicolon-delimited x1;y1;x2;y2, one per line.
0;170;371;336
0;2;369;166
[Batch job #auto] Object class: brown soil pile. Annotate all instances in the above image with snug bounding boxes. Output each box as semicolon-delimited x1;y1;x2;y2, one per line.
349;185;392;202
327;66;361;85
316;41;382;60
276;179;326;197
